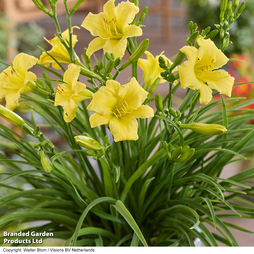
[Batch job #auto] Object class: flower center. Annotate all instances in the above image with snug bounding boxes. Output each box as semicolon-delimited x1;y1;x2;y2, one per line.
112;99;132;118
195;59;215;79
103;17;122;39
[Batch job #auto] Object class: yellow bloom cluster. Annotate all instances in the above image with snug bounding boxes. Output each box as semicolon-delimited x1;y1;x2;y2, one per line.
0;0;235;142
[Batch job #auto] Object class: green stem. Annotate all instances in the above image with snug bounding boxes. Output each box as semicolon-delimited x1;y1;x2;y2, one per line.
64;0;75;63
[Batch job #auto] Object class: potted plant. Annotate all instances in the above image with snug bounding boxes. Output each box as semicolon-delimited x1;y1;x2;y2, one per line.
0;0;253;247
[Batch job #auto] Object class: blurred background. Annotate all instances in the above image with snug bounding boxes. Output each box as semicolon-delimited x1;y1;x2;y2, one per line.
0;0;254;247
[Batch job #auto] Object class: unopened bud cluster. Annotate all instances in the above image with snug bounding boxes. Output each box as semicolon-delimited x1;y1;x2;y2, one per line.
163;142;195;163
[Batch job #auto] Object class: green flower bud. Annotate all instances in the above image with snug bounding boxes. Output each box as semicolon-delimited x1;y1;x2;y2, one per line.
32;0;51;14
103;135;109;145
39;150;52;173
84;150;97;156
132;0;139;6
232;0;240;12
26;81;50;97
176;148;195;162
104;59;115;76
149;77;161;94
188;21;194;32
170;51;186;71
137;6;148;25
180;123;227;135
235;1;246;19
162;141;168;151
75;135;101;150
119;39;149;71
221;35;230;52
83;48;92;70
0;105;25;126
205;30;219;39
155;93;164;112
114;58;122;67
187;31;199;44
171;146;182;161
105;52;112;60
220;0;228;13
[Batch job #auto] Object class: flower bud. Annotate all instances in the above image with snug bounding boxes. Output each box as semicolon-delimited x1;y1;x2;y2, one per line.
180;123;227;135
149;77;161;94
132;0;139;6
0;105;25;126
39;150;52;173
137;6;148;25
171;146;182;161
205;30;219;39
155;93;164;112
114;58;122;67
32;0;51;15
176;148;195;162
221;35;230;52
170;51;186;71
232;0;239;12
188;21;194;32
75;135;101;150
104;59;115;76
235;1;246;19
119;39;149;71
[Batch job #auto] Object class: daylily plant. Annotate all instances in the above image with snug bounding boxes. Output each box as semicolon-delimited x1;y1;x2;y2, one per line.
81;0;142;59
54;63;93;122
38;27;79;69
178;36;235;104
0;53;38;111
87;78;154;142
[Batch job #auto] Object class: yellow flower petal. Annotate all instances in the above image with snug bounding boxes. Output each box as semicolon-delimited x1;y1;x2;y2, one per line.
87;85;118;115
12;53;38;76
38;27;79;68
63;63;80;87
178;60;202;90
109;116;138;142
81;13;107;38
118;77;148;110
128;105;154;119
115;0;139;30
5;92;21;111
124;25;142;38
90;113;113;127
104;38;127;59
214;49;229;69
103;0;115;18
205;70;235;97
63;99;78;123
86;37;106;58
199;84;213;104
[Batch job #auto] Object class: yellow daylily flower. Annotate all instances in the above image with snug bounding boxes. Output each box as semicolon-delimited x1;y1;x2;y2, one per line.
81;0;142;59
87;78;154;142
138;51;172;90
54;64;93;122
178;36;235;104
0;53;38;111
38;27;79;69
